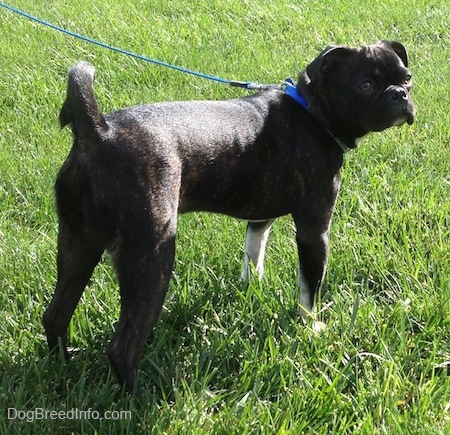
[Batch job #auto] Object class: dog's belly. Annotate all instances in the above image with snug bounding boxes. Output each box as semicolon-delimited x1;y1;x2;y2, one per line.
178;184;295;220
180;201;291;221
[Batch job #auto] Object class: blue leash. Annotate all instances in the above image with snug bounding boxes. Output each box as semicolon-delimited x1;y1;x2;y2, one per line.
0;2;307;100
0;2;289;91
0;2;232;85
2;3;355;150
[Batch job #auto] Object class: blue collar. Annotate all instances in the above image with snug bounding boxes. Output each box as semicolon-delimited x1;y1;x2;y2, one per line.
282;78;350;153
283;78;309;110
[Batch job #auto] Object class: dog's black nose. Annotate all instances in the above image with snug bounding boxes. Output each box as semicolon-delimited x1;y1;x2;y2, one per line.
387;85;408;101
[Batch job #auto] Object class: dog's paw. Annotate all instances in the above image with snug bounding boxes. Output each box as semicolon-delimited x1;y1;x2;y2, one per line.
299;308;326;334
312;320;326;333
240;261;264;284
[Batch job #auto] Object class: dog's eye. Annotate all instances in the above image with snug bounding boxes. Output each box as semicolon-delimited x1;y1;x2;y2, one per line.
359;82;374;92
404;75;412;86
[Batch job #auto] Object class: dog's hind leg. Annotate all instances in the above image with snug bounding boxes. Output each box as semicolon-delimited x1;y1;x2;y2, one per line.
107;215;177;392
43;224;105;358
241;219;274;282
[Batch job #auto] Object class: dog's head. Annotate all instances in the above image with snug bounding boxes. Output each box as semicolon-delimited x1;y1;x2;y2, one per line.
300;40;416;147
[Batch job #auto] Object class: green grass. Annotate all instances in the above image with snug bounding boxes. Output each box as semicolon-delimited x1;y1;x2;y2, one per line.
1;0;449;433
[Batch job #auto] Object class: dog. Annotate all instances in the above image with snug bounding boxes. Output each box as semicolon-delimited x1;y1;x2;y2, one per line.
43;40;415;392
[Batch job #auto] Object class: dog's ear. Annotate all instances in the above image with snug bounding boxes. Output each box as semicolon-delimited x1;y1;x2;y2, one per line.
306;46;357;81
378;40;409;67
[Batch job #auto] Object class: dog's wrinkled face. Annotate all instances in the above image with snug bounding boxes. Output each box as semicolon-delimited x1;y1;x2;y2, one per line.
304;40;415;142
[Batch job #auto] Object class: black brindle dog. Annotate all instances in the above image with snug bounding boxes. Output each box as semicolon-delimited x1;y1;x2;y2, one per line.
43;41;415;391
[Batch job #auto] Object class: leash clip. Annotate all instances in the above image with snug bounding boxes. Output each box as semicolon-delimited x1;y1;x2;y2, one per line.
229;81;282;91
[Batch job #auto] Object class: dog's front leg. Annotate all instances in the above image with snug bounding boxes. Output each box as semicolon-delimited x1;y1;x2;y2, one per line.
293;215;331;319
241;219;274;282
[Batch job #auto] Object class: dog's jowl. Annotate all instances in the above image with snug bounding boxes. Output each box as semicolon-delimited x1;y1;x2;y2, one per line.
43;41;415;392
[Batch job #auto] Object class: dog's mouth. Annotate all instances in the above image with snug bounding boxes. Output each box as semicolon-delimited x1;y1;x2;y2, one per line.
370;100;416;131
406;110;415;125
393;104;416;126
393;91;416;126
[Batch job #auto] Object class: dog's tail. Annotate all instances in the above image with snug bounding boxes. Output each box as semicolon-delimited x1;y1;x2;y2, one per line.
60;61;107;138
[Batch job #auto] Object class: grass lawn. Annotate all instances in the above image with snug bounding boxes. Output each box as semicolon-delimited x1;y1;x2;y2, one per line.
1;0;449;433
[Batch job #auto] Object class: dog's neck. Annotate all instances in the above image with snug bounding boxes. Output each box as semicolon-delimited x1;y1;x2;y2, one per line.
283;79;352;153
283;79;353;153
292;75;363;153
